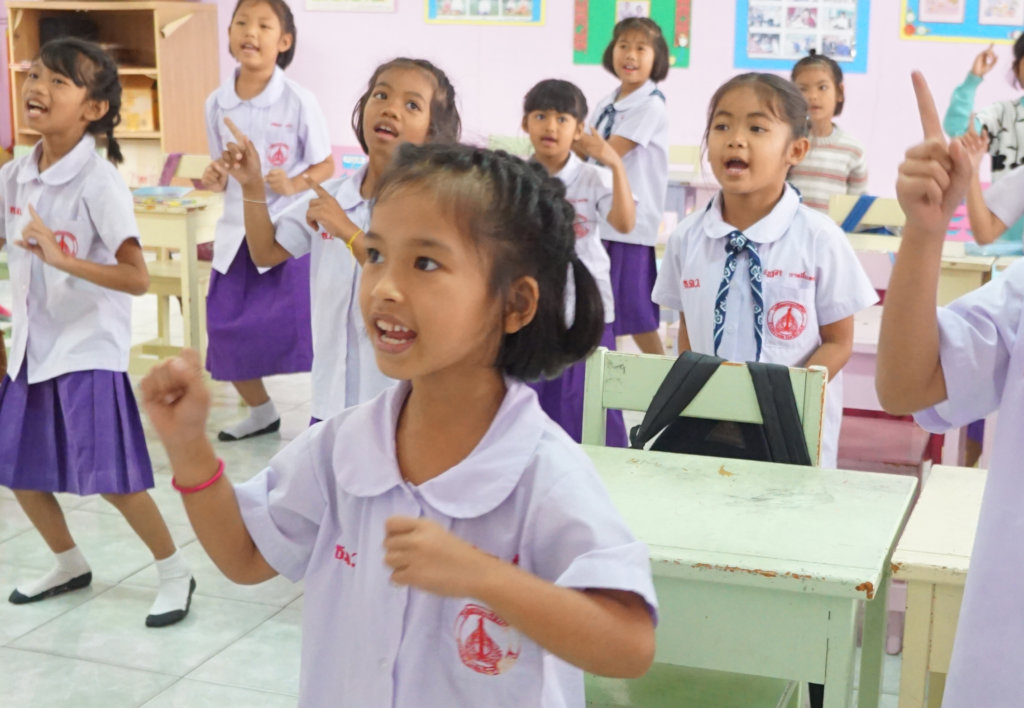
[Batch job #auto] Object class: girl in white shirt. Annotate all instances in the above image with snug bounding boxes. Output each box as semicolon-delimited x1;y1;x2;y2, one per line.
522;78;634;445
589;17;670;356
0;39;193;626
652;73;876;469
222;57;461;424
201;0;334;442
141;144;657;707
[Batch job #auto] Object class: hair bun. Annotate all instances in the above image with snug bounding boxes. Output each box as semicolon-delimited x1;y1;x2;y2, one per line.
808;48;818;56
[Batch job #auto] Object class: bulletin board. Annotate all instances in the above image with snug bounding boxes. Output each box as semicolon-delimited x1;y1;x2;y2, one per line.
734;0;870;74
901;0;1023;43
572;0;691;69
426;0;544;25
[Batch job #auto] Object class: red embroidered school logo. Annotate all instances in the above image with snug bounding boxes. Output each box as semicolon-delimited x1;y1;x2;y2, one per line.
53;231;78;257
455;603;521;676
572;214;589;239
267;142;290;167
767;301;807;340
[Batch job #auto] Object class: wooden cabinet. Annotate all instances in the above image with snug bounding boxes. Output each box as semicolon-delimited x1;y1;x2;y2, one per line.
6;1;219;154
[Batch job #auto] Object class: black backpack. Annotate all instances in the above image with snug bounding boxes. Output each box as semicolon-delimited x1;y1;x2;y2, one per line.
628;352;813;466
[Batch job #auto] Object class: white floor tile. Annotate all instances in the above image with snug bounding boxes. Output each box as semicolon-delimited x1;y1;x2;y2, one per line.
141;678;298;708
0;563;114;645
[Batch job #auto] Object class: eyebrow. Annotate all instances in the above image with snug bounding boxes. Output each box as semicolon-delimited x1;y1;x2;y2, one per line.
372;81;428;103
364;231;454;253
712;110;773;121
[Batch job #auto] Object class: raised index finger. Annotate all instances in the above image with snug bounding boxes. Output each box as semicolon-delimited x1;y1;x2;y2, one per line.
303;174;332;198
223;116;249;144
912;71;944;143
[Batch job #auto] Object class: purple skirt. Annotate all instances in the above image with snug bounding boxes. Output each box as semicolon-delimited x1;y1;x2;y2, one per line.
530;325;627;447
0;368;154;494
206;240;313;381
602;240;660;336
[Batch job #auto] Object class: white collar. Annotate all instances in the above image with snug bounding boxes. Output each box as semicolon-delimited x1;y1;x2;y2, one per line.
17;134;95;186
612;79;659;110
216;66;286;110
553;152;584;187
334;165;369;211
701;183;801;245
333;379;547;518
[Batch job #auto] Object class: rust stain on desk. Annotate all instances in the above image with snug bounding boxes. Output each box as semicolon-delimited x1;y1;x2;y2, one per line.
856;581;876;599
692;562;778;578
718;465;735;477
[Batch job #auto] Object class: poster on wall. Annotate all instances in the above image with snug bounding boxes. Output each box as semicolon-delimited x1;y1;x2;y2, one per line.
902;0;1023;42
426;0;544;25
306;0;395;10
734;0;870;74
572;0;691;69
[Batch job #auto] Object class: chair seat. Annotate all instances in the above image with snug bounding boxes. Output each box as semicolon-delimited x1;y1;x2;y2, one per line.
146;259;212;297
586;664;798;708
838;414;931;474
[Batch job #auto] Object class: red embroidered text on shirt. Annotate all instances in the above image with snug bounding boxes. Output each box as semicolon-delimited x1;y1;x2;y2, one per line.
789;271;815;282
763;269;782;279
8;206;21;216
682;278;701;289
334;544;357;568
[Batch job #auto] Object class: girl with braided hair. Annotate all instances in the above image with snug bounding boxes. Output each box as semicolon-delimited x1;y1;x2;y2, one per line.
141;143;657;706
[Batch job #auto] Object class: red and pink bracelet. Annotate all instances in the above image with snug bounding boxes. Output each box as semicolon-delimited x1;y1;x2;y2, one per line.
171;458;225;494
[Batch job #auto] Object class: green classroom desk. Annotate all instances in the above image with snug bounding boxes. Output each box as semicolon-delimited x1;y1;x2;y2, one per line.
584;445;917;708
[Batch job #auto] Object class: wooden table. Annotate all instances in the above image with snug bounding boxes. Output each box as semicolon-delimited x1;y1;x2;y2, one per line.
130;196;218;373
585;445;917;708
892;465;985;708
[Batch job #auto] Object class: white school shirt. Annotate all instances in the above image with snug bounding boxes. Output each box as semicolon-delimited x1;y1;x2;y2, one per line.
982;161;1024;231
913;260;1024;707
234;379;658;708
555;152;624;323
205;66;332;274
0;135;137;383
652;185;877;468
588;80;668;247
274;166;393;420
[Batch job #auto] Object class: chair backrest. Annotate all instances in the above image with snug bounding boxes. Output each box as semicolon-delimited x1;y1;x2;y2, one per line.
668;144;701;183
486;134;533;158
828;194;905;232
581;348;827;465
172;154;210;181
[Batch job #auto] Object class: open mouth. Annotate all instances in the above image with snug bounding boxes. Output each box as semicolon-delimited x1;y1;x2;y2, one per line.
240;42;259;52
374;122;399;139
25;99;47;117
724;158;749;174
374;318;417;353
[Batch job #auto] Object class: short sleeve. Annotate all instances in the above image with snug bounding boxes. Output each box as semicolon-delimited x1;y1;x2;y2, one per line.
984;164;1024;228
272;189;316;257
528;458;658;621
296;88;333;166
590;165;616;219
612;98;666;149
847;146;868;196
234;430;328;582
84;166;140;254
813;222;878;324
205;93;223;161
651;225;685;311
914;261;1024;431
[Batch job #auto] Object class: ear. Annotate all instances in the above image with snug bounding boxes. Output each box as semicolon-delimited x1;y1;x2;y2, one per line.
572;120;585;141
504;275;539;334
786;136;810;167
836;81;845;104
520;115;529;133
82;99;108;123
278;32;293;54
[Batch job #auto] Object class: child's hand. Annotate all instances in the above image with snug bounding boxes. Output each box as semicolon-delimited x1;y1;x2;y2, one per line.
264;168;296;196
957;114;990;175
896;72;973;236
573;126;619;166
303;175;349;238
383;516;497;598
971;42;997;78
221;117;264;189
140;349;211;450
16;205;68;268
201;160;229;192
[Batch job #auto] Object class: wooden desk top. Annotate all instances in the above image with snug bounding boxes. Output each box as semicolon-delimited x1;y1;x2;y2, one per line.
846;234;996;272
584;445;916;600
893;465;986;585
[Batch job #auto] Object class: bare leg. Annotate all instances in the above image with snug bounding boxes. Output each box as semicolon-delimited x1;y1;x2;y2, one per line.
631;330;665;356
232;378;270;407
101;491;175;560
13;490;75;553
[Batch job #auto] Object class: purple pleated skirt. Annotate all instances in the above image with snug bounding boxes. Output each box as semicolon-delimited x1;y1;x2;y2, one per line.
530;325;627;447
206;240;313;381
0;367;154;494
602;240;660;336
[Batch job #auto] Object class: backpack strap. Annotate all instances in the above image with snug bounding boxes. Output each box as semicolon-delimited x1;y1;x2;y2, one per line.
840;194;876;233
747;362;812;465
629;351;722;449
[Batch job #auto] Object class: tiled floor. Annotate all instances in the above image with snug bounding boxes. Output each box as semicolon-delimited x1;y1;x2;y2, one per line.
0;284;906;707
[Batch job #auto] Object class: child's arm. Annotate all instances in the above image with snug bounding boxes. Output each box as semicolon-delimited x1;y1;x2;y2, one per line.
220;118;294;269
200;160;228;192
805;317;854;381
606;136;638;160
574;128;636;234
677;312;691;353
16;205;149;295
959;120;1007;244
384;516;654;678
265;154;335;198
140;349;278;584
942;44;995;137
303;176;368;264
877;72;972;415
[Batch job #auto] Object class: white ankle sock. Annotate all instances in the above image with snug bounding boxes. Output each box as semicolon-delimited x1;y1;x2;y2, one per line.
17;546;91;598
220;400;279;439
148;550;193;618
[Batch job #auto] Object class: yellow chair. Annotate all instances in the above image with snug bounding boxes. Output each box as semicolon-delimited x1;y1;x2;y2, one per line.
828;194;905;233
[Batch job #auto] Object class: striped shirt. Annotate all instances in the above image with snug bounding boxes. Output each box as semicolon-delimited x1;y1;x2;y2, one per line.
787;124;868;213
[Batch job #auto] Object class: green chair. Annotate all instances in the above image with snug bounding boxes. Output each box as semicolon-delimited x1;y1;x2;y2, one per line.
581;348;827;707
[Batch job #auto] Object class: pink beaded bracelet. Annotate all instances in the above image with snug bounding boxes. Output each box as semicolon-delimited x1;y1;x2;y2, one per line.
171;458;225;494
